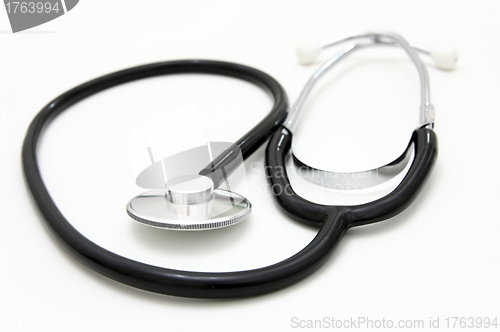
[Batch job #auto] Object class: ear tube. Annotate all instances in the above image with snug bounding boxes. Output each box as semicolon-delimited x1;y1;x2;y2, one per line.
288;30;454;190
297;31;458;70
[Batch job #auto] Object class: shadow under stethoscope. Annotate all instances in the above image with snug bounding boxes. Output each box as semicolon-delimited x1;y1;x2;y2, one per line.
129;210;251;254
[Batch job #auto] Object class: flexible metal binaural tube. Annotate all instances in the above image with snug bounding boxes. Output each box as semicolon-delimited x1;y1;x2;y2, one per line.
284;30;435;133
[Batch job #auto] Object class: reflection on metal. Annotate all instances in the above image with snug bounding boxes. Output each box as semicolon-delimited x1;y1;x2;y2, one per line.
293;142;414;190
130;142;250;231
127;186;251;231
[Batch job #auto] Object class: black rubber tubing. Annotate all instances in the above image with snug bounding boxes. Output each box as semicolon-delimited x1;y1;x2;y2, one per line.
22;59;437;299
265;126;437;230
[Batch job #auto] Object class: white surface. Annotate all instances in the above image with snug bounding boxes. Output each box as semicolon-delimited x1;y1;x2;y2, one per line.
1;1;499;331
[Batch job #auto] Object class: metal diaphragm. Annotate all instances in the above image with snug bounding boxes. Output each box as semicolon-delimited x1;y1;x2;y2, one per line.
127;175;251;231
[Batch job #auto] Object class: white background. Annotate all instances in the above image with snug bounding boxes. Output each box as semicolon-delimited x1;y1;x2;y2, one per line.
1;1;499;331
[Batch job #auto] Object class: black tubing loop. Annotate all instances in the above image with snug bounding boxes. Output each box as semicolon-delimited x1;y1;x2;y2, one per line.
265;126;437;229
263;125;437;280
23;58;438;299
22;60;324;299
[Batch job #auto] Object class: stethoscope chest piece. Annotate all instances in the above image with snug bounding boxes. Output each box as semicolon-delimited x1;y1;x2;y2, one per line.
126;174;251;230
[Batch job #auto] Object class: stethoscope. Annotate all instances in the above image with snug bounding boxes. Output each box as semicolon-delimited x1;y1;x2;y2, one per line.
22;30;456;298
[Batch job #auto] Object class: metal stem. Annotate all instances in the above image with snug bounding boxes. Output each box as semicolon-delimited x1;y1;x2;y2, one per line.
285;30;435;133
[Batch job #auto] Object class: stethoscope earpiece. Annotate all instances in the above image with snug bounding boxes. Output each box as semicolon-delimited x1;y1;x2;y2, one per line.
296;43;322;65
431;46;458;71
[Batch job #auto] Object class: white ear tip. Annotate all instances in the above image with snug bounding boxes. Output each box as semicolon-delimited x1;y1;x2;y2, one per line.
431;47;458;71
296;43;322;65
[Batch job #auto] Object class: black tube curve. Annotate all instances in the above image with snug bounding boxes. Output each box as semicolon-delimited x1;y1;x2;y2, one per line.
22;59;437;299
